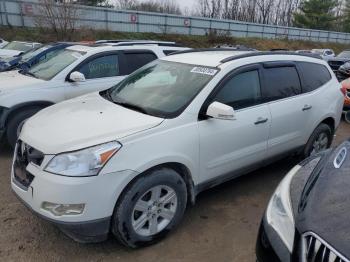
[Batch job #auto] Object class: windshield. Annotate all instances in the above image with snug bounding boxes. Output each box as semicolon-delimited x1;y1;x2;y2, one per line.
27;49;86;80
2;41;33;52
108;60;217;118
21;45;52;62
337;51;350;58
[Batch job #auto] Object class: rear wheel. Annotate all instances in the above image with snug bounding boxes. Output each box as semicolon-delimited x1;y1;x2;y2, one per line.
112;168;187;248
345;111;350;124
6;107;41;148
303;123;332;158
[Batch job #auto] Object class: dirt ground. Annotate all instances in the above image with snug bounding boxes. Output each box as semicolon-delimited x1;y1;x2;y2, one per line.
0;121;349;262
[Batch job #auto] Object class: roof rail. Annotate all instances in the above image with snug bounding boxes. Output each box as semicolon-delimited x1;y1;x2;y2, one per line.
220;51;323;63
99;40;184;47
168;48;248;56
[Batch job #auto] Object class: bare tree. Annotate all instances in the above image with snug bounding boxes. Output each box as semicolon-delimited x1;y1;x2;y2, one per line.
193;0;302;26
34;0;78;40
114;0;137;9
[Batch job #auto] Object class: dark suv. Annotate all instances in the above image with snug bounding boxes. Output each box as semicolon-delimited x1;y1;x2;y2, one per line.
256;140;350;262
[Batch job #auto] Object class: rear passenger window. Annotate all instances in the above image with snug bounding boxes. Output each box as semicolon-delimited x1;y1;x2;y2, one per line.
297;62;332;93
263;66;301;101
122;52;157;75
214;70;261;109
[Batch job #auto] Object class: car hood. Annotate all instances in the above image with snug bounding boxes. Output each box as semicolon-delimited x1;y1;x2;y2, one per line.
20;92;164;154
295;141;350;259
0;49;22;58
0;70;45;93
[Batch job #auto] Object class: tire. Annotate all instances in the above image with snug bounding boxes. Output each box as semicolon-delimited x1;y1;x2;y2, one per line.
345;111;350;124
112;168;187;248
6;107;41;148
302;123;333;158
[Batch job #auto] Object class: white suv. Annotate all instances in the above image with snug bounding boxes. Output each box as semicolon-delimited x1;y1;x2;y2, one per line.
12;50;343;248
0;42;188;147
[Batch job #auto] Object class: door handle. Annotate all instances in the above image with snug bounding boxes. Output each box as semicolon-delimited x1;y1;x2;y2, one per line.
302;105;312;111
254;117;268;125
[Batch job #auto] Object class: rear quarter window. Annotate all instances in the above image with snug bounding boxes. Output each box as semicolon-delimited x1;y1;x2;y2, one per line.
297;62;332;93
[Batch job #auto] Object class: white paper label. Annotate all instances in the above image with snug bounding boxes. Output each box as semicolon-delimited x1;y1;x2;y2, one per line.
191;67;218;76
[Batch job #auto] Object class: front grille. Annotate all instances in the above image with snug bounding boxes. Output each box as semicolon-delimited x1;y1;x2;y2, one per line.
16;140;44;166
328;61;345;71
13;141;44;189
302;233;349;262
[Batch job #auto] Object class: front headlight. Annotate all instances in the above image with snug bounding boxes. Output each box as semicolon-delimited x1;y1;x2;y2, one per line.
266;164;301;253
45;141;122;177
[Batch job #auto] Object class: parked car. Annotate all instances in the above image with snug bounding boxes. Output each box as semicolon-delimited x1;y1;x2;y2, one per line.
0;42;80;72
328;50;350;73
256;140;350;262
311;48;335;60
12;50;343;248
0;41;41;58
341;78;350;123
213;44;257;51
0;38;8;48
0;43;188;147
295;50;313;54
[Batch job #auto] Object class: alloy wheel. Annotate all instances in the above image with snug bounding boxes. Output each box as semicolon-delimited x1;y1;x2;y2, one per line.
131;185;178;237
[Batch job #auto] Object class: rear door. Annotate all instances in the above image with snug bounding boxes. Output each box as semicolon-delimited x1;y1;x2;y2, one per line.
262;62;312;158
198;65;271;183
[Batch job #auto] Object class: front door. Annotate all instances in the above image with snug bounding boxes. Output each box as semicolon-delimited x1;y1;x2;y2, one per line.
65;52;124;99
198;66;271;183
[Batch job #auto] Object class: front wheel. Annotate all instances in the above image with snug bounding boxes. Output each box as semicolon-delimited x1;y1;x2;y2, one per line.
303;123;332;158
112;168;187;248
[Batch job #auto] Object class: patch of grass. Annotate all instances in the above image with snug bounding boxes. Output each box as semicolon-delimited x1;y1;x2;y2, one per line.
1;26;349;53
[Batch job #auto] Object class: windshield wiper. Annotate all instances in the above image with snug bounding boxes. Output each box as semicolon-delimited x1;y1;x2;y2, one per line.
115;101;149;115
20;70;38;78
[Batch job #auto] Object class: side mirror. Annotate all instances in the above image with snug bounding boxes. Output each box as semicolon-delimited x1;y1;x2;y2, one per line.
69;71;86;82
206;102;235;120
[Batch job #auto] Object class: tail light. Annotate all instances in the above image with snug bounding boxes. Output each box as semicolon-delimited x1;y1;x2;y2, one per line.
341;85;347;96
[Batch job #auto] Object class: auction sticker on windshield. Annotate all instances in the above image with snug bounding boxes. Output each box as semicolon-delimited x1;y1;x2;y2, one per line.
191;67;218;76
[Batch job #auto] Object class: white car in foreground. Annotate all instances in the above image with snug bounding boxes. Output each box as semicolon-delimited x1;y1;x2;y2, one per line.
0;41;41;58
12;50;343;248
0;43;188;147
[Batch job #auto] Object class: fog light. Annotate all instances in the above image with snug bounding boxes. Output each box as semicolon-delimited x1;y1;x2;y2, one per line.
41;202;85;216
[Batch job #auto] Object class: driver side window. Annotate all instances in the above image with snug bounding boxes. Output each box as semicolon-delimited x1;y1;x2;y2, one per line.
214;70;262;110
78;54;119;79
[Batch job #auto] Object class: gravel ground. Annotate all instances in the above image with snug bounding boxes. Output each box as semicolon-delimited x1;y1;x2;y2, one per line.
0;121;349;262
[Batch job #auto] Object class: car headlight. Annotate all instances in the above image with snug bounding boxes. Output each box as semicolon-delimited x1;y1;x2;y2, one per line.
266;164;301;253
45;141;122;177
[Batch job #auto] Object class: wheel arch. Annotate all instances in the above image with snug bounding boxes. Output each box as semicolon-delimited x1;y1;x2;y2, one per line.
4;101;54;127
116;162;196;210
320;116;335;134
